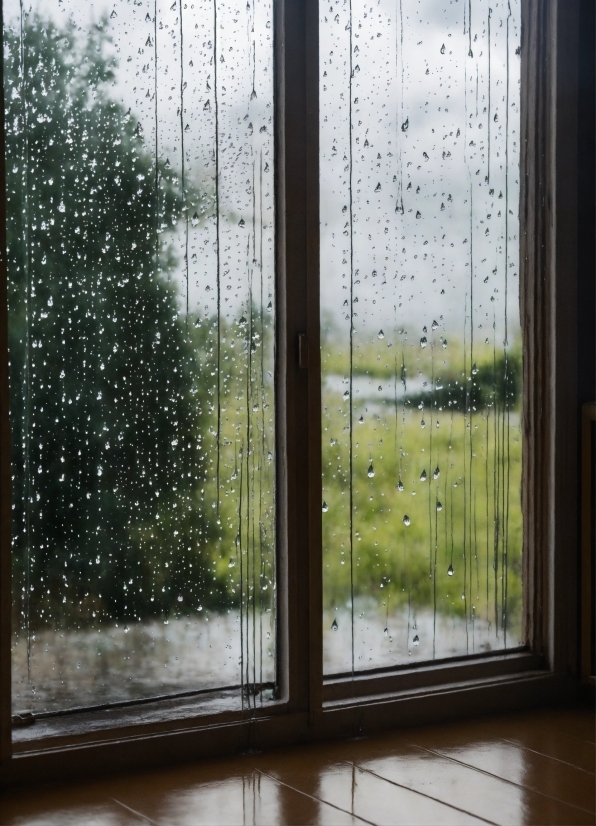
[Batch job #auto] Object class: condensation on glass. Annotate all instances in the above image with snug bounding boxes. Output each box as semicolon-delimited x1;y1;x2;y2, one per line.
6;0;275;715
321;0;522;674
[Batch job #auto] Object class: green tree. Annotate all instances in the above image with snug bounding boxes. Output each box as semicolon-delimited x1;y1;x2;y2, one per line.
5;14;215;628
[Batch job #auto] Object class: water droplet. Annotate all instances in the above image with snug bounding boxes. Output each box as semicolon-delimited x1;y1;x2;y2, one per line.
374;182;382;192
331;618;338;631
448;564;454;576
367;463;375;478
383;627;389;637
123;625;129;633
471;363;478;375
110;9;117;18
433;466;440;479
228;558;236;568
436;501;443;512
403;515;411;526
413;634;420;645
441;339;448;349
440;43;446;54
238;218;245;227
401;118;409;132
420;470;427;482
416;211;422;219
358;415;364;424
397;479;404;492
177;595;183;602
322;501;329;513
420;336;427;348
378;329;384;339
191;213;199;227
431;320;439;331
145;35;153;47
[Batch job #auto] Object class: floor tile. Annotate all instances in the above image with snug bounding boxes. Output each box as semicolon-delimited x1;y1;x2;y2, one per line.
255;745;484;826
339;731;594;826
401;714;595;815
0;794;143;826
102;757;361;826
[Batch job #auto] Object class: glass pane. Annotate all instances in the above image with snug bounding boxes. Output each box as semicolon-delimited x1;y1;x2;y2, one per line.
321;0;522;673
6;0;275;715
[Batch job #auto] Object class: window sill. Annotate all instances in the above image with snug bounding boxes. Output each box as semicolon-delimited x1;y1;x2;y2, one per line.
323;649;543;703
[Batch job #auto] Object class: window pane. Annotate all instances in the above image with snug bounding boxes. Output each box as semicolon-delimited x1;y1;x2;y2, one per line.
6;0;275;715
321;0;522;673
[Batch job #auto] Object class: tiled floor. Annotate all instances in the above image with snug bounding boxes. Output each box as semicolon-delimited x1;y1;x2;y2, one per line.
0;707;594;825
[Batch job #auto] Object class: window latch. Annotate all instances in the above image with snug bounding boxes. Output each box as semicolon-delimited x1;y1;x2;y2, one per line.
298;333;309;370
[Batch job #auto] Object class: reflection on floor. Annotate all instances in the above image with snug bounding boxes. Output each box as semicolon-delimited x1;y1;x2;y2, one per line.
0;707;593;825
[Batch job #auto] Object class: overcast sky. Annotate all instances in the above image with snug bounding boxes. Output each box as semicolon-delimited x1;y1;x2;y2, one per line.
6;0;520;344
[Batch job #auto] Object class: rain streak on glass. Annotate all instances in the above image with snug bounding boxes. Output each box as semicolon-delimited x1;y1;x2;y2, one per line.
321;0;522;674
6;0;275;715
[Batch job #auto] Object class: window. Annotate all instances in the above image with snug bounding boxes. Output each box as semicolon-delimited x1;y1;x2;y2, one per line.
0;0;585;784
6;0;276;718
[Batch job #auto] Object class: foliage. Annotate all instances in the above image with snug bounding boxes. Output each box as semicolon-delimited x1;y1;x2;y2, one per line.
5;14;215;627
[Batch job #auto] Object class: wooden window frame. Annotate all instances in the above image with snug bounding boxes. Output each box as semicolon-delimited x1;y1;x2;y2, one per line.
0;0;584;787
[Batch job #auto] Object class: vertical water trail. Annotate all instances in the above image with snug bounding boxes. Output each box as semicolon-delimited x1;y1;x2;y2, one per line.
238;443;245;707
462;292;469;653
394;355;399;480
399;348;406;485
154;0;159;267
487;7;491;185
449;410;455;576
502;0;512;645
258;152;264;699
395;0;404;214
148;0;160;610
252;158;256;268
213;0;222;519
492;304;500;637
19;0;32;680
428;343;434;578
469;182;475;643
475;63;479;117
179;0;188;324
432;455;438;659
474;486;479;591
485;408;490;627
246;248;254;702
348;0;355;680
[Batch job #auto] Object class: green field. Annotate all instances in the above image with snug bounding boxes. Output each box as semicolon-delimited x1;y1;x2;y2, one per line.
321;331;523;650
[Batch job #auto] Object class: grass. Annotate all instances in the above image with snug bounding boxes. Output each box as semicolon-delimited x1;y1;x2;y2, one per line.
321;332;523;643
